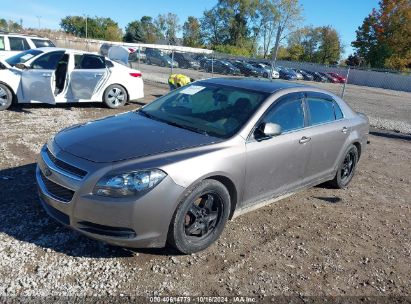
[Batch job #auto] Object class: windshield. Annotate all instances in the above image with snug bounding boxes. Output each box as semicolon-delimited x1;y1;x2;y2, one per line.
6;49;43;66
139;82;269;139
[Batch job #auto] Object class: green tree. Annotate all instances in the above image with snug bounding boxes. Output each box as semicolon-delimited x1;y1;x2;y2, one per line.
60;16;122;41
316;26;343;64
0;18;23;32
201;7;229;47
140;16;160;43
352;0;411;70
123;21;143;43
154;13;181;44
183;16;202;47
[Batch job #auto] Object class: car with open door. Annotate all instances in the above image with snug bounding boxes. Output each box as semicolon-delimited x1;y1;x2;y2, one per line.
36;78;369;254
0;47;144;111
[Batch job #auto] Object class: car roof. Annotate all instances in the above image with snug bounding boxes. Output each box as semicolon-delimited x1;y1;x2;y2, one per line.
198;78;310;93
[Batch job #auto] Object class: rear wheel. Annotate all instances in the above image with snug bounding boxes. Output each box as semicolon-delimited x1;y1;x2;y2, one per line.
329;145;358;189
0;84;13;111
103;84;128;109
168;179;231;254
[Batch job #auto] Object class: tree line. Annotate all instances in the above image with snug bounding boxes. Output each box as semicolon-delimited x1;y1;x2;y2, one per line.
2;0;409;70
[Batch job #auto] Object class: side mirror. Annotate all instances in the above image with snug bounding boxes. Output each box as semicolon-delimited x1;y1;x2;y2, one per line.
15;63;29;70
263;123;282;137
255;122;281;140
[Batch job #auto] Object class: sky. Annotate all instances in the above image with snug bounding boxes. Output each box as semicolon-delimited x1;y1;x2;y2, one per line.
0;0;378;56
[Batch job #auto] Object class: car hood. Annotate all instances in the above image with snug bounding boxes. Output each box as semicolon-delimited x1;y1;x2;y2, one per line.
54;112;222;163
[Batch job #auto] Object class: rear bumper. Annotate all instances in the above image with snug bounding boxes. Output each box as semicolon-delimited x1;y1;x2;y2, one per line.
35;147;185;248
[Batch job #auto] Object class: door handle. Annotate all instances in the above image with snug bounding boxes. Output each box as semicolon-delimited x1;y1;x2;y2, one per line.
299;136;311;144
342;127;349;134
94;73;104;77
42;73;52;77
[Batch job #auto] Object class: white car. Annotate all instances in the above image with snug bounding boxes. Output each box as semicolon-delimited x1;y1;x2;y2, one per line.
0;47;144;111
0;32;55;60
253;63;280;79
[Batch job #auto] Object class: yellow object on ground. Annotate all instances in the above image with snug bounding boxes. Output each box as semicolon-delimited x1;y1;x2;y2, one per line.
168;74;191;88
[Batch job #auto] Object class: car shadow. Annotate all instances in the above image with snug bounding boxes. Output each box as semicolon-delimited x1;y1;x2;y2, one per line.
0;163;178;258
369;130;411;142
312;196;342;204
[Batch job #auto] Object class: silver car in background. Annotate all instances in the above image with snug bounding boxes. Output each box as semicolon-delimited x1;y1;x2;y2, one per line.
36;78;369;254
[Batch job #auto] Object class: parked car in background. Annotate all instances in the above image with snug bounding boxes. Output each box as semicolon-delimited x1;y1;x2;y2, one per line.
0;32;55;60
294;69;314;81
0;46;144;111
304;70;328;82
290;69;304;80
277;67;298;80
36;78;369;254
250;63;280;79
231;61;263;77
173;52;200;69
319;72;339;83
145;48;178;68
328;72;347;83
99;43;146;63
204;59;241;75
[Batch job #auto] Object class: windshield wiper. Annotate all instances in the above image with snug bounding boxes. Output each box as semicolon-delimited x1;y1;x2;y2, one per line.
138;110;210;136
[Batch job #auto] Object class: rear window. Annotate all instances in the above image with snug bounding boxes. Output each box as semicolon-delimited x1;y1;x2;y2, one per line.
306;97;336;125
31;39;55;48
75;54;106;69
0;36;4;51
9;37;30;51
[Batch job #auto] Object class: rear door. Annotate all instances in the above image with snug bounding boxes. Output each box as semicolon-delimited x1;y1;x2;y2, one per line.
302;92;349;181
20;51;65;103
69;54;108;100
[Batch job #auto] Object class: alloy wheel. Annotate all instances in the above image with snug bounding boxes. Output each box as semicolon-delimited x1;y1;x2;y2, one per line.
0;87;8;106
184;193;223;239
341;150;356;182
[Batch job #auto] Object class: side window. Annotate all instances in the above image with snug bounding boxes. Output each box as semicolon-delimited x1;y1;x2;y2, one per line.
31;39;55;48
9;37;30;51
0;36;4;51
264;94;305;133
334;101;344;119
76;54;106;69
306;95;336;125
31;52;65;69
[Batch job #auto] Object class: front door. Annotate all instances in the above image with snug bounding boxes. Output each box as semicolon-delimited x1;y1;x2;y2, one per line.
21;50;65;103
243;93;311;206
69;54;108;100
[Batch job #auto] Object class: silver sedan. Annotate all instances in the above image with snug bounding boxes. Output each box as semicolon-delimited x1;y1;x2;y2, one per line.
36;78;369;254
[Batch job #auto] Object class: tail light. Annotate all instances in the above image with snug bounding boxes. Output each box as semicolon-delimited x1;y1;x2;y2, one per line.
128;48;136;53
130;72;142;78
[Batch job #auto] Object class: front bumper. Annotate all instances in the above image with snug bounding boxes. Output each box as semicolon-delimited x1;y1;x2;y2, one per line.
35;145;185;248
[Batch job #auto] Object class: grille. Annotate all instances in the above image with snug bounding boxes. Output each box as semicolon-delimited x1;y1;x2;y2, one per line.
40;171;74;203
46;148;87;178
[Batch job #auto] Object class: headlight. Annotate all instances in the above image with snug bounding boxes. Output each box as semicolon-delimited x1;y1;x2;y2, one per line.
94;169;167;197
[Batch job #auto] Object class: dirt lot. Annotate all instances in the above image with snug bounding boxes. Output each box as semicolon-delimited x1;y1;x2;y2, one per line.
0;81;410;299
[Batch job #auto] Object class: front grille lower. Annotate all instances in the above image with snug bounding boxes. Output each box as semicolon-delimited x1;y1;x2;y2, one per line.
77;221;136;238
46;148;87;178
40;171;74;203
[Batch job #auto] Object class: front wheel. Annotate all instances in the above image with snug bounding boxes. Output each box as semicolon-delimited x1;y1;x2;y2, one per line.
0;84;13;111
329;145;359;189
103;84;128;109
167;179;231;254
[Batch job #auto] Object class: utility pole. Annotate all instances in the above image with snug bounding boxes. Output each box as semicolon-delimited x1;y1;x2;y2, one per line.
271;25;282;69
36;16;42;29
84;15;88;39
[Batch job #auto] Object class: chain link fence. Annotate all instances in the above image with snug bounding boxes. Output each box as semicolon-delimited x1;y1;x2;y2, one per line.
53;37;411;97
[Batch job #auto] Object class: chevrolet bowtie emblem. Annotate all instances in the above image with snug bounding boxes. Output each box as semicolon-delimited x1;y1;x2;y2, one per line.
43;167;52;177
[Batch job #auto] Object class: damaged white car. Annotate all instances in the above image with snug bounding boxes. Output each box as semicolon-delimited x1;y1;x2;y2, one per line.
0;46;144;111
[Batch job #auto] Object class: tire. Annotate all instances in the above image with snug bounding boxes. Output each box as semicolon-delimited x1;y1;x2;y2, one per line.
263;72;269;78
103;84;128;109
0;83;13;111
167;179;231;254
161;61;166;67
329;145;359;189
146;59;151;65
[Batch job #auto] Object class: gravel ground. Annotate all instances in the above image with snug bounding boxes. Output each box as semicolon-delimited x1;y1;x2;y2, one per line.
134;63;411;135
0;81;410;300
